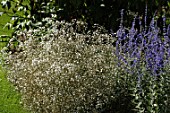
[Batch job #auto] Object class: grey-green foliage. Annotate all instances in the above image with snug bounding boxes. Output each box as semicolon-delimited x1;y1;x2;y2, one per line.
4;19;119;113
131;71;170;113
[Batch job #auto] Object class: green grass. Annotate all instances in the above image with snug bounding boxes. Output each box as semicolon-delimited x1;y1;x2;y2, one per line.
0;66;31;113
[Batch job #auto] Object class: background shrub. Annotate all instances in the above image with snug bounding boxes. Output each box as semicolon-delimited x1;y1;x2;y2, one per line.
1;0;170;34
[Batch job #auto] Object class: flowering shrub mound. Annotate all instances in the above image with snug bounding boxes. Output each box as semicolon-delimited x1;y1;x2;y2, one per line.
4;19;123;113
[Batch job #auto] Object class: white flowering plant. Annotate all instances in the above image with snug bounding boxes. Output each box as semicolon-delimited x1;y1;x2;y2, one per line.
3;18;131;113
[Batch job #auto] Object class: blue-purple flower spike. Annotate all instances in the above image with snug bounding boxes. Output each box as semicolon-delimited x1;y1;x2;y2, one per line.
116;9;125;38
120;9;124;29
139;16;143;33
162;6;166;36
144;4;148;33
167;24;170;36
149;17;155;31
115;7;170;77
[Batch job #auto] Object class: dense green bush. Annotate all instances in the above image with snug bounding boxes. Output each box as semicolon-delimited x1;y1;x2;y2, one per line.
42;0;170;31
1;0;170;33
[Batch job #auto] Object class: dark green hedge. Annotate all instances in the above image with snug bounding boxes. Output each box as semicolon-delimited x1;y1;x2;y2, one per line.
56;0;170;31
1;0;170;32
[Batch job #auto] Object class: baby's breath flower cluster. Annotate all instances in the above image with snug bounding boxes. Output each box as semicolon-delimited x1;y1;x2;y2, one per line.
5;19;118;113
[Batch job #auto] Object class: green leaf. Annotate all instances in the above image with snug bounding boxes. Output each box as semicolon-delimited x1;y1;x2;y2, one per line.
18;6;24;11
1;0;7;6
1;0;7;8
136;101;142;108
84;2;87;7
0;12;4;16
3;23;12;29
168;2;170;7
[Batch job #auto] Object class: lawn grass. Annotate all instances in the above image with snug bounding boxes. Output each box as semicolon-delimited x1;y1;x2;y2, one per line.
0;65;31;113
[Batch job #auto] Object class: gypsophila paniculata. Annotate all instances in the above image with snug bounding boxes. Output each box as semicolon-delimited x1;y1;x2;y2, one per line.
4;18;118;113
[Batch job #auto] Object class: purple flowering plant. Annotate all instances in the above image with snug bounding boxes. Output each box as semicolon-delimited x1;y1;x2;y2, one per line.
113;7;170;112
114;9;170;76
